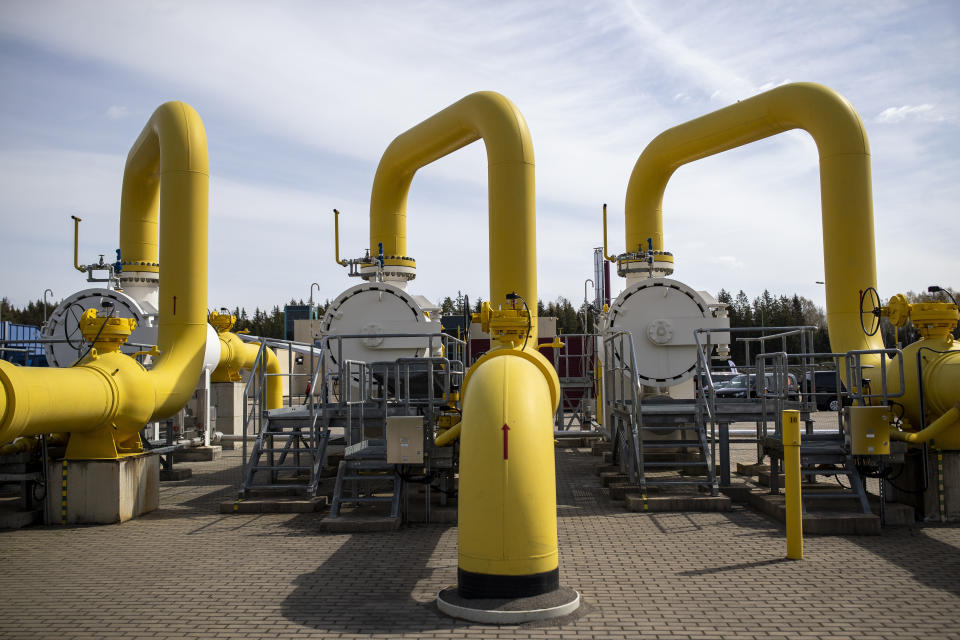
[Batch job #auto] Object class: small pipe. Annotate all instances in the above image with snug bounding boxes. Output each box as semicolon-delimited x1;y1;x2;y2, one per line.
602;204;615;262
891;403;960;444
71;216;84;272
309;282;320;319
333;209;348;266
434;422;461;447
43;289;53;325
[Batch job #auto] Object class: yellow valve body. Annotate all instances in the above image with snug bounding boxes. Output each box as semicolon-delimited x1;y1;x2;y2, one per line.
457;347;561;596
79;309;138;354
208;311;237;334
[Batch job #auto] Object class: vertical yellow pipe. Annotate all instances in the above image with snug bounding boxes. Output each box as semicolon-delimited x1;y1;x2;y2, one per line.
783;409;803;560
369;91;538;342
120;101;210;418
624;82;883;363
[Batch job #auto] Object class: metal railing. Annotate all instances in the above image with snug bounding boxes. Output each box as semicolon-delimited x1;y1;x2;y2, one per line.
602;330;645;489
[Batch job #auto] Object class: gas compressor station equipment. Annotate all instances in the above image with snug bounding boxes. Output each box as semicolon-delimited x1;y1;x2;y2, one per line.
617;80;960;519
342;90;579;619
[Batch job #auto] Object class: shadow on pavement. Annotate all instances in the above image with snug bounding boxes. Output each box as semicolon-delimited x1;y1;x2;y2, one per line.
280;524;470;634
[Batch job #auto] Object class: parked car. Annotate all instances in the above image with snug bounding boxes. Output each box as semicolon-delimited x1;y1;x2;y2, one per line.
715;372;799;399
804;370;849;411
697;370;739;391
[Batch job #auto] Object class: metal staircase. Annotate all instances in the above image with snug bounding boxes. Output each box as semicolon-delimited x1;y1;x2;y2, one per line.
603;331;719;498
242;406;330;497
329;439;401;518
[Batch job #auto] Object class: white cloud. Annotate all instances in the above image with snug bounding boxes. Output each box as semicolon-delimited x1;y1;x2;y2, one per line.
875;104;937;123
105;105;128;119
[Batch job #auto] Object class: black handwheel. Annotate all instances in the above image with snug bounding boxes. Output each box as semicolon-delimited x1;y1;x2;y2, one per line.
860;286;881;336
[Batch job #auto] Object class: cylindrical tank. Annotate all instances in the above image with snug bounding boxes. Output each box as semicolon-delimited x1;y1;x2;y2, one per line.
319;282;441;367
603;277;729;389
42;288;157;367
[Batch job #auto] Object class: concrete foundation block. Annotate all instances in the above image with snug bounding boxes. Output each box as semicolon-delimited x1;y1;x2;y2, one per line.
600;472;630;487
0;508;42;529
318;514;402;532
591;442;612;455
608;482;642;501
48;453;159;524
172;445;222;462
220;497;327;514
626;494;732;512
159;468;193;481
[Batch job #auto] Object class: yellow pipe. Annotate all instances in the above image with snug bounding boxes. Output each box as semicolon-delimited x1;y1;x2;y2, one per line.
212;331;283;410
369;91;538;342
71;215;83;272
434;422;461;447
891;404;960;445
0;101;209;458
333;208;348;266
624;82;883;365
457;347;561;596
601;203;615;262
783;409;803;560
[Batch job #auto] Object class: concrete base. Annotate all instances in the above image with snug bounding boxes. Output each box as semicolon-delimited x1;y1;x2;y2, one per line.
172;445;222;462
47;453;159;524
747;491;880;535
885;449;960;522
212;382;246;436
595;464;620;475
437;586;580;624
608;482;641;501
590;442;612;455
600;472;630;487
625;493;731;512
159;468;192;481
318;514;402;532
0;506;42;529
220;496;327;514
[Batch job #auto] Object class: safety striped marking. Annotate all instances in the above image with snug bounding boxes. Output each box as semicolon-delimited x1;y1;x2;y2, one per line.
642;492;648;512
938;451;946;523
60;460;68;525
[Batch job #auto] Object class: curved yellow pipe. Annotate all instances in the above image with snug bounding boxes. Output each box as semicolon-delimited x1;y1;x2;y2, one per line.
369;91;538;342
891;404;960;444
212;331;283;410
624;82;883;362
0;101;209;458
434;422;461;447
457;348;561;595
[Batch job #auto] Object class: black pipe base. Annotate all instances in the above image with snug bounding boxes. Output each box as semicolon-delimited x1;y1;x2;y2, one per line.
457;567;559;599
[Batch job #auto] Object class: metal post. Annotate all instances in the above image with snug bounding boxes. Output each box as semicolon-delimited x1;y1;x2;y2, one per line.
783;409;803;560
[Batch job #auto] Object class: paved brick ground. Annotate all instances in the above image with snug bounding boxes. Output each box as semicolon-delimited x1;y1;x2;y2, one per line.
1;425;958;639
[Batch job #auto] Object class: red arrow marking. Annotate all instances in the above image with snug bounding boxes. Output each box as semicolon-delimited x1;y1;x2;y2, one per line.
502;423;510;460
173;296;177;316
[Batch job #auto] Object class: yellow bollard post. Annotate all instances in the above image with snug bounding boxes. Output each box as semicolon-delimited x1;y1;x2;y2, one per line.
783;409;803;560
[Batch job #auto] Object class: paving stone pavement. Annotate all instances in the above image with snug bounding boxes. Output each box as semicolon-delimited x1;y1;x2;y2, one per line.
1;434;958;639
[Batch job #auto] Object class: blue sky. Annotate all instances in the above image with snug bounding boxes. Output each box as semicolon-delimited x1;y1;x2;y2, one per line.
1;1;957;314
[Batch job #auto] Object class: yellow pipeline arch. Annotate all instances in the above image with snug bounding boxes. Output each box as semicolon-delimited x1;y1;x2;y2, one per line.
0;101;210;458
624;82;884;360
370;91;539;342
